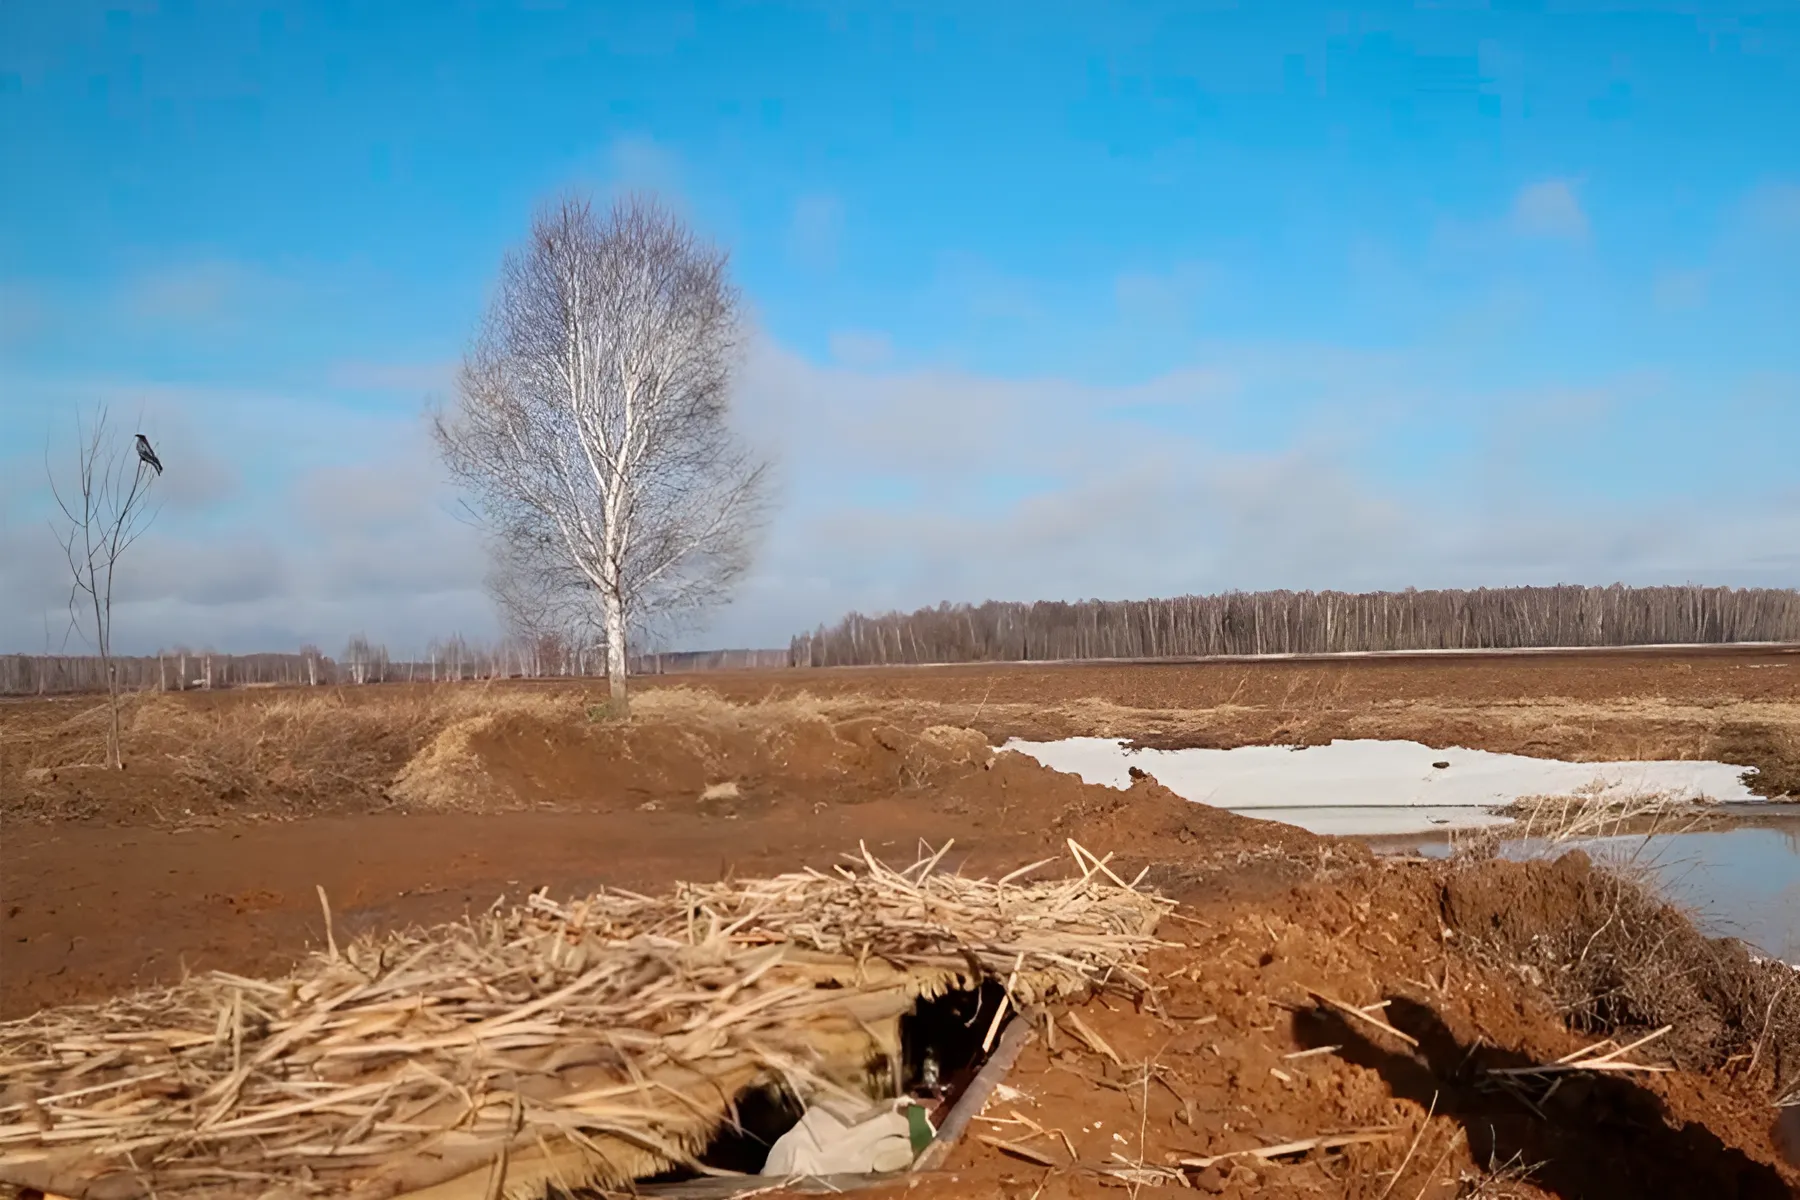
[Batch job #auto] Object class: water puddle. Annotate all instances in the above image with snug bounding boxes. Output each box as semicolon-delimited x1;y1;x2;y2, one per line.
998;736;1763;836
1410;826;1800;964
998;734;1794;962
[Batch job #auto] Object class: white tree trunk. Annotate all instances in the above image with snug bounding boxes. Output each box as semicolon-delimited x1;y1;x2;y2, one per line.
603;588;628;708
105;662;121;769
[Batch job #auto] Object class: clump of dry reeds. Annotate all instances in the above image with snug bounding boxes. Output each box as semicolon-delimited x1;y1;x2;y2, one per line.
0;843;1168;1200
1453;1151;1543;1198
1494;783;1711;844
1440;851;1800;1096
124;691;453;803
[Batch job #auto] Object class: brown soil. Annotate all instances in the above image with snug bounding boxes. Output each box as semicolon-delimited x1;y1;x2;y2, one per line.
890;855;1800;1199
674;644;1800;710
3;688;1315;1015
7;647;1799;829
671;646;1800;798
3;649;1798;1197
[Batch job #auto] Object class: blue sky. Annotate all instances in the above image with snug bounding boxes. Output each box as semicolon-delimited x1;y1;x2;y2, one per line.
2;1;1798;655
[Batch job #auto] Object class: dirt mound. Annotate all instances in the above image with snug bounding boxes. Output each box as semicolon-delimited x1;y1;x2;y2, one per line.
380;690;1315;860
389;712;499;807
3;691;1332;1017
863;854;1800;1200
408;706;1014;815
3;686;883;824
6;689;478;822
1441;851;1800;1090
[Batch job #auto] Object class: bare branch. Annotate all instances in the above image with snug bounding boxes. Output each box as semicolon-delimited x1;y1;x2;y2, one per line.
44;404;161;767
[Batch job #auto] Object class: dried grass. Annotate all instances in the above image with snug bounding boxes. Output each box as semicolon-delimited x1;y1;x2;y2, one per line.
1445;767;1800;1097
91;687;863;812
387;713;500;809
4;683;991;817
1440;851;1800;1097
1453;1151;1543;1199
1494;784;1711;844
627;687;858;731
0;844;1170;1200
5;694;141;770
126;691;457;803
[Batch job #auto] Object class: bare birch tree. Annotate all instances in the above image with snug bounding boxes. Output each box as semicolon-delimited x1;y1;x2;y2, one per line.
342;634;388;685
434;194;768;709
47;405;161;768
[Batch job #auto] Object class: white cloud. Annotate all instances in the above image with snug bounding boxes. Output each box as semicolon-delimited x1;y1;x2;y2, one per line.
117;534;292;608
328;359;457;395
734;340;1235;485
693;342;1800;648
5;334;1797;659
0;515;73;653
1510;179;1589;240
0;377;489;657
828;330;893;368
716;346;1408;639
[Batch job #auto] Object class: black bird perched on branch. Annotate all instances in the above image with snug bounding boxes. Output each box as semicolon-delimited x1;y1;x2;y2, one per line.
135;433;163;476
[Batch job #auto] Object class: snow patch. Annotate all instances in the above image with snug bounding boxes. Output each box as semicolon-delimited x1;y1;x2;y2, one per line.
997;737;1761;835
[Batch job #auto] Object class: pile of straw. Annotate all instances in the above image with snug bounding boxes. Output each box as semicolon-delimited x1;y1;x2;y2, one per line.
0;842;1168;1200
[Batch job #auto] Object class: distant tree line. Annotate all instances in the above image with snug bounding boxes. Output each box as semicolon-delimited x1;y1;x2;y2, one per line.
2;648;332;695
16;584;1794;695
0;635;788;697
638;648;790;674
788;585;1800;667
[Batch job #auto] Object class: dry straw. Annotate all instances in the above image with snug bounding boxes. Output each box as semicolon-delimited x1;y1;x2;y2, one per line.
0;841;1168;1200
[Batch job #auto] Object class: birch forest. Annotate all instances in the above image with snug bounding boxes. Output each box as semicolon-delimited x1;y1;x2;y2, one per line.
788;585;1800;667
0;642;788;696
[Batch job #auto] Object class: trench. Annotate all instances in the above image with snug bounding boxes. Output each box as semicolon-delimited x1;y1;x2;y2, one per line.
640;981;1011;1191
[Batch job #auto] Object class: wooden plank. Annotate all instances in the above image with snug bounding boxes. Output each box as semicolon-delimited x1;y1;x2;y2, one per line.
911;1010;1037;1173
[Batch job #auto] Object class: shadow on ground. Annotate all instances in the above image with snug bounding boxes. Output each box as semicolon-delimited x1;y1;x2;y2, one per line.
1295;996;1790;1200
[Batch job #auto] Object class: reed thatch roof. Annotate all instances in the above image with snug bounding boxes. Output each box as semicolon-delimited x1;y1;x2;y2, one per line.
0;842;1168;1200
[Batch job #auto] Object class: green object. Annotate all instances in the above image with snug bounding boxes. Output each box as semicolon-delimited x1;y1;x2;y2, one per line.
905;1104;935;1156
